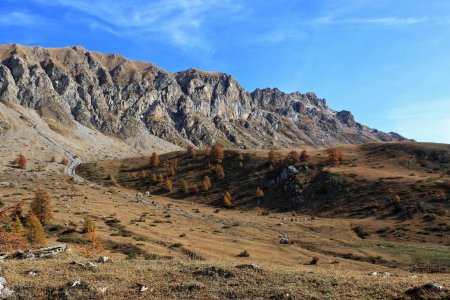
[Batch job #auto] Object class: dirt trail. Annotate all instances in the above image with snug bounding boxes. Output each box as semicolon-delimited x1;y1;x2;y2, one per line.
30;123;85;182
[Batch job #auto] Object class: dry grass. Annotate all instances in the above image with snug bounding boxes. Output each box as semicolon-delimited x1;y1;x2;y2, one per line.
3;254;449;299
0;141;449;298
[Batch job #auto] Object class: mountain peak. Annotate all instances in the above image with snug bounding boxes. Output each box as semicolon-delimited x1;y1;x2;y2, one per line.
0;44;407;148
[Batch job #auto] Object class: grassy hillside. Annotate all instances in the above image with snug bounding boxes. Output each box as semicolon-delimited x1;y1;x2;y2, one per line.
1;141;449;298
78;143;449;242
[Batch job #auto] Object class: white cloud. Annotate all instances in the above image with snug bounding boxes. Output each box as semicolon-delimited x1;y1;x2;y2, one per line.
0;12;35;25
313;15;428;26
30;0;242;50
257;28;304;44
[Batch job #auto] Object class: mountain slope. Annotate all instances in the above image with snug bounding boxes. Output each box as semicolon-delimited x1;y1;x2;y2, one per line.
0;44;407;149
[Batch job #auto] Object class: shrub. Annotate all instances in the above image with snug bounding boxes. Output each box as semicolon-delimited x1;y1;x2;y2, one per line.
158;174;164;183
26;213;46;245
268;150;277;165
12;216;25;240
57;235;88;244
204;146;211;156
210;144;225;164
182;180;190;194
30;188;52;225
224;192;232;208
310;257;319;265
14;154;28;169
82;215;96;234
165;179;173;192
169;166;175;176
288;151;300;163
237;250;250;257
393;195;401;203
202;176;212;191
256;187;264;198
0;231;29;252
150;152;160;167
326;148;343;164
187;146;197;158
191;184;199;194
299;150;309;162
83;215;103;257
169;242;183;248
215;165;225;178
150;173;158;183
436;190;447;201
352;226;370;239
61;157;69;165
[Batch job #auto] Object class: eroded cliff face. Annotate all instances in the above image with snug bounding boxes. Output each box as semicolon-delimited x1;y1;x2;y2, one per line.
0;44;407;148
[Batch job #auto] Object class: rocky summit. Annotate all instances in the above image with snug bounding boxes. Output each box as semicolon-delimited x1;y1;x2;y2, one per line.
0;44;406;148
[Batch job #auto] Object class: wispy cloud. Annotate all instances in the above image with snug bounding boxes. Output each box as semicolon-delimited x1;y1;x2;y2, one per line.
257;28;304;44
314;16;428;26
0;12;36;25
29;0;242;50
258;12;429;44
384;99;450;143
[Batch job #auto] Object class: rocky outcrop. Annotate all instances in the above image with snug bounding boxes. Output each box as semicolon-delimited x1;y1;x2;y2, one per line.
0;244;68;260
0;44;407;149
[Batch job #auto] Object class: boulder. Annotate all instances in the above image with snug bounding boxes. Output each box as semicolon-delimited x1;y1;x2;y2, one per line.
0;277;13;299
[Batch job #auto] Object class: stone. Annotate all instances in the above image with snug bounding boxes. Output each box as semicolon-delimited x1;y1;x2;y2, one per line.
405;283;448;298
97;256;110;263
139;285;148;292
370;272;391;278
279;238;290;244
0;277;13;299
236;263;261;272
1;244;68;260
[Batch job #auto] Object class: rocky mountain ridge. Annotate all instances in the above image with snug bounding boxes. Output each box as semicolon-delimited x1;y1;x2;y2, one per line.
0;44;407;149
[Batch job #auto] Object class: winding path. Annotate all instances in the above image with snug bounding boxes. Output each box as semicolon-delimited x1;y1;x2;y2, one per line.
31;123;85;182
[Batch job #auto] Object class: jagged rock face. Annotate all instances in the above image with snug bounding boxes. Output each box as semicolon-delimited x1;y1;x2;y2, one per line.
0;44;407;148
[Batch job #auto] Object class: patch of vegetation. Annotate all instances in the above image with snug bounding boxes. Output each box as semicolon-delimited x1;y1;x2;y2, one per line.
237;250;250;257
352;226;370;239
57;235;88;245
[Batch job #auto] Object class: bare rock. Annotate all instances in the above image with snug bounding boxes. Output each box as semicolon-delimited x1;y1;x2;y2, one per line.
279;238;290;244
0;277;13;299
1;244;68;260
193;266;234;278
236;263;261;272
405;283;448;299
0;44;407;150
97;256;110;263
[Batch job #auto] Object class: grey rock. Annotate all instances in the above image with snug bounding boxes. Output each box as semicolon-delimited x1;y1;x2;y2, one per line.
279;238;290;244
97;256;110;263
1;244;68;260
0;277;13;299
0;44;408;149
236;263;261;271
370;271;391;278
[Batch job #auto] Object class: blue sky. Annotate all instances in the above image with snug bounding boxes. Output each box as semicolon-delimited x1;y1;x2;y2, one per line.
1;0;450;143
